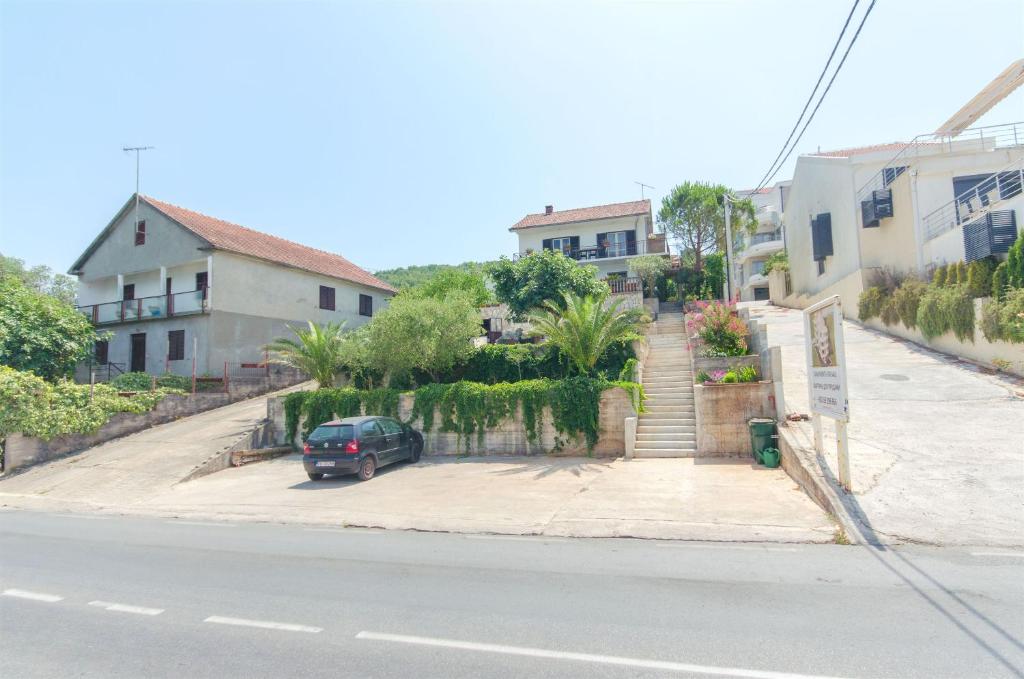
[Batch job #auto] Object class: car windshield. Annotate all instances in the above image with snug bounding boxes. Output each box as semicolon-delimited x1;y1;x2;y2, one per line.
307;425;354;443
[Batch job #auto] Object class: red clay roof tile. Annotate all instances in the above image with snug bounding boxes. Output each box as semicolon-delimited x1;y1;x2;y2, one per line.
142;196;396;294
510;199;651;231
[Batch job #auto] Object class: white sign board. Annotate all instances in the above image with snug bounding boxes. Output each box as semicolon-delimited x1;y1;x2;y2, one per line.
803;296;849;422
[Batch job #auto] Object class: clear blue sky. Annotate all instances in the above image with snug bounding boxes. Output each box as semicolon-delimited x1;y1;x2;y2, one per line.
2;0;1022;276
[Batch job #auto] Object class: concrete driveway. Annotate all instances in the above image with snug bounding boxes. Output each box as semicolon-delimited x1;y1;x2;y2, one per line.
130;454;835;542
747;303;1024;547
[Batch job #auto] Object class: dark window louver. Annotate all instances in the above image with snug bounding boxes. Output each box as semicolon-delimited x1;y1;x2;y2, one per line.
319;286;336;311
167;330;185;361
861;189;893;229
811;213;833;261
883;166;907;187
359;294;373;317
963;210;1018;262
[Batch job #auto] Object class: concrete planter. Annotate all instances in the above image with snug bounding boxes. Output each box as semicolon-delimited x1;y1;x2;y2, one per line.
693;382;777;456
692;354;762;381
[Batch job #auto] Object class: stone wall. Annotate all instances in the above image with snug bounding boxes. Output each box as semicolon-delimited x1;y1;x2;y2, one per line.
269;387;637;458
693;382;777;456
2;377;304;474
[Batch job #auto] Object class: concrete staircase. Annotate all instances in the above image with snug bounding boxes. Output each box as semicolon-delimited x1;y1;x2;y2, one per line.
635;312;698;458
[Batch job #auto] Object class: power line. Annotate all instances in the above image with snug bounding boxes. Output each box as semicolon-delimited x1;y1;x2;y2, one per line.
747;0;860;196
746;0;876;195
755;0;877;193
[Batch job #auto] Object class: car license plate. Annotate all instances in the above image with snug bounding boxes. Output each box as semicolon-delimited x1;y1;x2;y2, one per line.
315;461;335;467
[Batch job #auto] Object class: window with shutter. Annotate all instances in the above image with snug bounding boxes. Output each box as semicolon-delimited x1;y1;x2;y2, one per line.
168;330;185;361
319;285;336;311
134;220;146;246
123;284;135;300
359;294;373;317
811;213;833;261
195;272;208;300
542;238;553;251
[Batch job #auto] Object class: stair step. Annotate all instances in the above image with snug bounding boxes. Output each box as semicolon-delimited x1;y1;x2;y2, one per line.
636;434;697;443
638;418;695;427
637;425;696;434
633;449;699;458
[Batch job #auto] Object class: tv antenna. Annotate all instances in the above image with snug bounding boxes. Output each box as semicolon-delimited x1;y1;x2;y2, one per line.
635;181;655;199
123;146;154;231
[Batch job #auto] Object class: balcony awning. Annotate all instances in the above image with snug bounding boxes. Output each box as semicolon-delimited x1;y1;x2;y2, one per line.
934;59;1024;137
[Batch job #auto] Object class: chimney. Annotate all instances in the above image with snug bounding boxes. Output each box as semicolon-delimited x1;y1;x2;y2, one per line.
545;205;554;215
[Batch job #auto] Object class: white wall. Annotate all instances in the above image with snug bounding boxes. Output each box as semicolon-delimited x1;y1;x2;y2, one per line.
211;251;392;328
514;214;651;256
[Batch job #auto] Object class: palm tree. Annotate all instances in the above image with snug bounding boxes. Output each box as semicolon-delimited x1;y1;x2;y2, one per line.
266;321;347;389
529;291;644;376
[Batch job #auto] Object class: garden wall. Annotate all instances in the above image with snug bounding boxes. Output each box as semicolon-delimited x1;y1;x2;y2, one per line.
4;392;236;474
268;387;637;458
860;298;1024;377
693;383;777;456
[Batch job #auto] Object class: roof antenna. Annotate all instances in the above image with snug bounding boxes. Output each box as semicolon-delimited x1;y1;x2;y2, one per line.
123;145;154;233
634;181;655;199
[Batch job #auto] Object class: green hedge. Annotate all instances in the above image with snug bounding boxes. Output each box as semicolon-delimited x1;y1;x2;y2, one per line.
0;366;181;443
283;377;644;453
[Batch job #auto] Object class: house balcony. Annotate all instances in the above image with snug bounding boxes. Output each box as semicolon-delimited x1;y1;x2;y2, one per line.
514;235;668;262
737;233;783;262
756;205;780;228
77;289;210;326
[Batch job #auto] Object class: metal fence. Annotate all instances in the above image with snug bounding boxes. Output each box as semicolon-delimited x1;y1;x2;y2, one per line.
923;160;1024;242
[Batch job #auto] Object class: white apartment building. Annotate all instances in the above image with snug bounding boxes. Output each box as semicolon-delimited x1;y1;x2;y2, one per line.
70;195;396;377
508;200;668;292
733;182;789;302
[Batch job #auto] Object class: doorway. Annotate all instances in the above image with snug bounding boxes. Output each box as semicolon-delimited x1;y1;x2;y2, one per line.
130;333;146;373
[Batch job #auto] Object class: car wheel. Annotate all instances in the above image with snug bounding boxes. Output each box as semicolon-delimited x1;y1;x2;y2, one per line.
411;440;422;463
307;472;324;481
357;457;376;481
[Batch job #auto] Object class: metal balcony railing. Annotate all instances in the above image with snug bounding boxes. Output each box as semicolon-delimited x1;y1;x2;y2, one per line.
856;121;1024;204
514;238;668;262
78;288;209;325
923;160;1024;242
748;233;782;246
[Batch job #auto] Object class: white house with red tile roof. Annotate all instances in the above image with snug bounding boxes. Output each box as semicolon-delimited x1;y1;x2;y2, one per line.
508;199;668;287
69;194;395;377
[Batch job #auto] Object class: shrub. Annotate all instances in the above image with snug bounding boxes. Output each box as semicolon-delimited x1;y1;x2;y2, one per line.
998;289;1024;343
0;366;179;441
696;370;711;384
736;365;758;383
917;287;948;340
944;284;976;342
954;261;968;285
980;298;1003;342
618;358;638;382
966;259;995;299
932;265;947;287
880;296;900;326
692;301;747;356
858;286;886;321
156;373;192;391
893;279;927;329
110;372;155;391
992;262;1009;301
762;250;789;275
1008;231;1024;288
720;370;738;384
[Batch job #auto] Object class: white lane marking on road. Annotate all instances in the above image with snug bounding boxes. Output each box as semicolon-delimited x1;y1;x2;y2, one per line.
166;521;236;527
356;632;850;679
204;616;322;633
89;600;164;616
970;551;1024;558
656;543;799;553
303;527;383;535
464;535;568;543
2;589;63;603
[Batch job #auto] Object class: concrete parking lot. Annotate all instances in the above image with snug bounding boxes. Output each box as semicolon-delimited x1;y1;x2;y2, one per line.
134;454;835;542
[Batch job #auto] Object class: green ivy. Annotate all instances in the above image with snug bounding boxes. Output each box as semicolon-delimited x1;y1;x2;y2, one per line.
284;378;644;454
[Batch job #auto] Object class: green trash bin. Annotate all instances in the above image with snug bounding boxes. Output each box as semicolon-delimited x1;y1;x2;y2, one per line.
748;418;777;463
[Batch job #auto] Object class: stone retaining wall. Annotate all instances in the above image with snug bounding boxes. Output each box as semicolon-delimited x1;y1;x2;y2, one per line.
269;387;637;458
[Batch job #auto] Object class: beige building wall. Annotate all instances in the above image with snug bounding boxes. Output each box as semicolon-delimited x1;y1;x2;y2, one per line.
211;251;391;329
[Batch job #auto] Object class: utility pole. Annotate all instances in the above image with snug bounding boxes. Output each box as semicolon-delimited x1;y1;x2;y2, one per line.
724;194;735;302
123;146;154;232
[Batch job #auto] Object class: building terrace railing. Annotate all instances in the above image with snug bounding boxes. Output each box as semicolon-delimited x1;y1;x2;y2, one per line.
77;288;209;325
856;121;1024;204
514;238;668;262
606;276;642;295
923;159;1024;242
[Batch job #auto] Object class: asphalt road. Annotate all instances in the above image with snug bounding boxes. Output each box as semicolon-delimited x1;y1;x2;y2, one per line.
1;510;1022;679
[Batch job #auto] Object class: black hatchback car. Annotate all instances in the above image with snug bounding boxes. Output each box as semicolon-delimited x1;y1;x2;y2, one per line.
302;416;423;481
